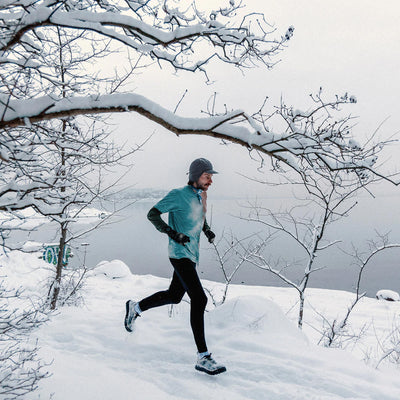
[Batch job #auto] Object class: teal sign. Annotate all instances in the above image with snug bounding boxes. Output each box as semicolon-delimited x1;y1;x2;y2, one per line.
42;244;72;266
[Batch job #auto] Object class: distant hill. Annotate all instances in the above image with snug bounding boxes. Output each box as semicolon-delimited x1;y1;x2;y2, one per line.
105;188;169;201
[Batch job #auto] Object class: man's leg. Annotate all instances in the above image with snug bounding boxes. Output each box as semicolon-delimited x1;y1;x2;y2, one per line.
169;259;226;375
126;257;208;352
124;268;185;332
138;270;186;311
169;258;208;354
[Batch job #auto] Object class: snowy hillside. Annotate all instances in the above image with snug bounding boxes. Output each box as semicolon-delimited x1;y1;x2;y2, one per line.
2;252;400;399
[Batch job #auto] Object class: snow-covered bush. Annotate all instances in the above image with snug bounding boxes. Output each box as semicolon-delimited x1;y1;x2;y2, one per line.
376;319;400;368
92;260;132;280
47;265;89;308
0;279;49;399
376;290;400;302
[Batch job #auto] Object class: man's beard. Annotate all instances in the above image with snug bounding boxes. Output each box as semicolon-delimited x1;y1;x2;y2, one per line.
196;182;210;191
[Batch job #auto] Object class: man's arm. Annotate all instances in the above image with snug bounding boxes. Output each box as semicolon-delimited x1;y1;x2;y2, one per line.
147;207;190;245
202;219;211;233
202;219;215;243
147;207;170;233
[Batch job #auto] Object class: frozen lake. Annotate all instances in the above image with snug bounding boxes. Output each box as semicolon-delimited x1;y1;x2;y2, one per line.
12;194;400;298
77;194;400;298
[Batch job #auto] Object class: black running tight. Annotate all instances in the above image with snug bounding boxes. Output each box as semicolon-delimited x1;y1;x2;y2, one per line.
138;258;208;354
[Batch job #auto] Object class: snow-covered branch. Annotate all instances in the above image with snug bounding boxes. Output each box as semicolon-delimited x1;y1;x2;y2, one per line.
1;2;397;187
0;0;290;73
236;170;379;329
2;91;396;187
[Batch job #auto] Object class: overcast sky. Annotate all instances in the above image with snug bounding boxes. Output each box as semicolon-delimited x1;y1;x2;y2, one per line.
109;0;400;199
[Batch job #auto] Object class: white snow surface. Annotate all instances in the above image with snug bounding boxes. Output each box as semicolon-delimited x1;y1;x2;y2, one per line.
2;251;400;400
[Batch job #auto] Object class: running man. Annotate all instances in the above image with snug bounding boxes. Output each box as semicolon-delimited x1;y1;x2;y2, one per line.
124;158;226;375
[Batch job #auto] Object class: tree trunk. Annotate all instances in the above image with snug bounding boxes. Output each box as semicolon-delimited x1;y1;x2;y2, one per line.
298;291;305;329
50;225;67;310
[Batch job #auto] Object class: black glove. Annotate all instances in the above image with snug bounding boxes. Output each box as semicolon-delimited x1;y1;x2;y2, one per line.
166;228;190;245
204;229;216;244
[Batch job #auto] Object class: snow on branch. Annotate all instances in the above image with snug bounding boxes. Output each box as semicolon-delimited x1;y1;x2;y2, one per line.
0;0;291;73
0;2;397;185
0;90;397;185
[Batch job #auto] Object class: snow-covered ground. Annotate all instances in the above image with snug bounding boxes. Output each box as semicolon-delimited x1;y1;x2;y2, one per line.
0;207;108;231
2;252;400;400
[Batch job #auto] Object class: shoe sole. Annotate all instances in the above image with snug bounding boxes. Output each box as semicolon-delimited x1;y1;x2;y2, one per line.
195;365;227;375
124;300;133;332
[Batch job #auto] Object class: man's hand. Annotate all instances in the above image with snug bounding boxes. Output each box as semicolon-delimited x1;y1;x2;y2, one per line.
167;228;190;245
204;229;216;244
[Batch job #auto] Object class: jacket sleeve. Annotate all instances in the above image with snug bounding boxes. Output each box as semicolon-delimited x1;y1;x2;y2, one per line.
147;207;170;234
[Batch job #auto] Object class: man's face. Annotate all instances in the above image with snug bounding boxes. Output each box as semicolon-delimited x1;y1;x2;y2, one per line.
195;172;213;191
